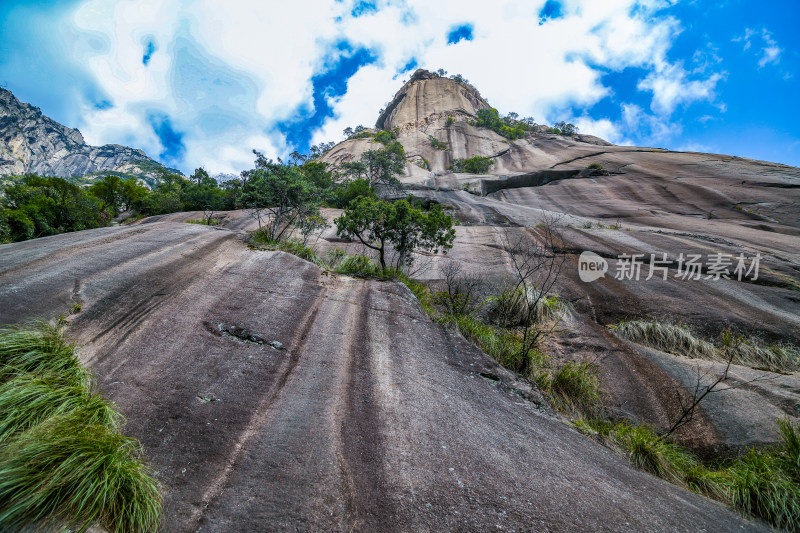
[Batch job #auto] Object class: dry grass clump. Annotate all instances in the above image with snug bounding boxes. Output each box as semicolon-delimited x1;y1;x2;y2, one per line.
610;320;717;360
486;286;565;328
610;319;800;373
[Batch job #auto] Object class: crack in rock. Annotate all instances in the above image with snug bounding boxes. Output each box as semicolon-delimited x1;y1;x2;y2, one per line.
203;321;284;349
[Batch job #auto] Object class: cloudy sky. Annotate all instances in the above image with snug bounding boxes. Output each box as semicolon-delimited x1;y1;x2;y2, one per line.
1;0;798;174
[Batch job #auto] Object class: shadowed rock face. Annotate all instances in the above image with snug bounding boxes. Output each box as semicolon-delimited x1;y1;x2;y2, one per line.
0;88;177;186
0;223;767;532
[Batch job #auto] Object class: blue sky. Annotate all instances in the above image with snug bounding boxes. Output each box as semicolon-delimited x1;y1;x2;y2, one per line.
1;0;798;174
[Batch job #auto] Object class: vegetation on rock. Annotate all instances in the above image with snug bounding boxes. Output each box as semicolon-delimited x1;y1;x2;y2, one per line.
450;155;495;174
0;323;161;533
611;319;800;373
335;197;455;272
471;108;535;140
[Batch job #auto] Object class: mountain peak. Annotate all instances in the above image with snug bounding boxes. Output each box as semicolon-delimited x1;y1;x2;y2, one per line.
0;87;179;186
376;69;490;130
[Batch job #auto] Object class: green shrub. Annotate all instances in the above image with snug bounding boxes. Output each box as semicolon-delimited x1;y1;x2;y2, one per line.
470;108;531;139
429;135;449;150
1;208;34;242
445;116;455;127
450;156;494;174
332;178;376;209
374;129;398;145
587;163;604;170
0;176;104;242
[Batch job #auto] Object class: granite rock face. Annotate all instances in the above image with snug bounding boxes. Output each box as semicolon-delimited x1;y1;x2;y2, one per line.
319;69;800;455
0;69;797;531
0;88;178;186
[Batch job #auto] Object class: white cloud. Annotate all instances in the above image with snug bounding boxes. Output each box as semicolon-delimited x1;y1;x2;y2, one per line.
758;29;782;67
310;65;403;146
50;0;725;173
734;27;782;69
676;142;713;153
573;116;626;145
620;102;677;144
733;28;756;51
638;63;724;115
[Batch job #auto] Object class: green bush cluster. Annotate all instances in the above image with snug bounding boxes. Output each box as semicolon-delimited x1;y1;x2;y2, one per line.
374;128;399;145
470;108;534;140
547;121;579;136
450;156;495;174
0;323;161;532
428;135;449;150
0;175;108;242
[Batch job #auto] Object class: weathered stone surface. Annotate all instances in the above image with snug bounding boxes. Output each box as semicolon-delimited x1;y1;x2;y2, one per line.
376;68;490;130
0;68;797;531
0;222;767;532
319;70;800;455
0;88;178;186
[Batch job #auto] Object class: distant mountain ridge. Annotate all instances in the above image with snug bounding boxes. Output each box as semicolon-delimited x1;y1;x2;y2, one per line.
0;87;180;187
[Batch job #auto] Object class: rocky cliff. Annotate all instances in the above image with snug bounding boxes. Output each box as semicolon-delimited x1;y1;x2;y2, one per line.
320;68;800;456
321;69;612;180
0;68;797;531
0;87;179;187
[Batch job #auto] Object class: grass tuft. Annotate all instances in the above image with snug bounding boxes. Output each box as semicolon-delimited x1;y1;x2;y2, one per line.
575;416;800;530
487;287;565;328
0;324;161;532
610;319;800;373
546;361;599;416
0;322;87;386
0;374;120;444
609;422;697;484
0;413;161;533
725;447;800;530
724;336;800;374
610;319;717;360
